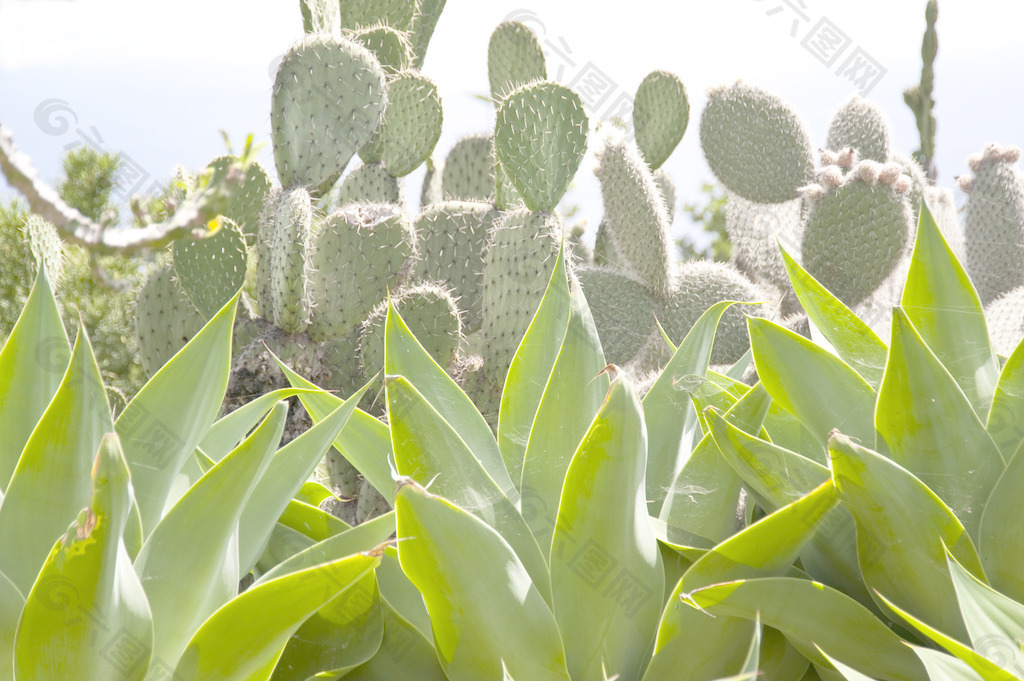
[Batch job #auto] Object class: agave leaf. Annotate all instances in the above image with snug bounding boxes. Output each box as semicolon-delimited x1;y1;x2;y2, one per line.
686;577;927;681
134;401;283;669
645;482;837;681
386;375;550;601
270;570;383;681
238;385;370;578
781;247;887;388
659;384;770;545
878;592;1016;681
0;267;70;489
0;327;112;595
343;600;449;681
761;400;826;465
518;266;609;553
256;523;316;574
988;341;1024;461
749;317;877;448
385;300;517;501
279;498;350;542
376;546;432;641
173;553;380;681
116;295;238;535
762;627;811;681
829;431;984;641
914;647;992;681
979;443;1024;602
550;374;663;681
199;387;317;461
276;363;394;502
946;551;1024;675
14;434;153;681
396;481;571;681
498;242;572;486
902;202;999;421
875;309;1005;541
821;651;889;681
643;301;735;517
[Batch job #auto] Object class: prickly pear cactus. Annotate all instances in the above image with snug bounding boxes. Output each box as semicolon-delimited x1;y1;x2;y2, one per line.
494;81;588;213
307;203;417;342
172;218;247;318
633;70;689;170
441;134;496;203
259;187;313;334
271;34;386;195
957;144;1024;306
577;267;658;364
800;159;914;308
826;95;891;163
23;215;63;291
334;162;402;206
487;21;547;103
700;81;814;204
359;282;463;374
135;263;205;376
378;71;444;177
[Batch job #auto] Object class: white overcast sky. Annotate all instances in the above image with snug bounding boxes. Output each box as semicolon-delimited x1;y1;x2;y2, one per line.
1;0;1022;242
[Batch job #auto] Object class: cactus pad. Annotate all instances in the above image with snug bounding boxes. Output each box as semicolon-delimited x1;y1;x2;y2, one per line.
380;71;443;177
258;187;313;333
135;263;205;376
204;156;271;238
353;25;412;74
958;144;1024;306
172;218;248;318
985;285;1024;357
594;133;674;298
826;95;891;163
653;167;676;223
307;202;416;342
658;260;767;365
725;192;803;293
413;201;501;332
335;162;402;206
271;34;386;195
800;160;914;307
359;282;463;373
441;134;496;203
495;81;588;212
480;209;563;376
633;70;689;169
339;0;415;31
577;266;658;365
700;82;814;203
488;21;547;103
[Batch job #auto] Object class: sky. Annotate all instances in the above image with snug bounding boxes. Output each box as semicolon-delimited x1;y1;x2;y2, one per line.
2;0;1023;244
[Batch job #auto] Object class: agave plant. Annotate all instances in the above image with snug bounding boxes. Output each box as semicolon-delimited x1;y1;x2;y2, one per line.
0;266;410;681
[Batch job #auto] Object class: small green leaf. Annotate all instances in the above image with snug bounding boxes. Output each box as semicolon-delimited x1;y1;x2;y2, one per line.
116;294;238;535
199;387;316;462
550;375;663;681
946;551;1024;674
749;317;877;448
0;327;112;595
396;482;570;681
901;201;999;421
829;431;984;641
0;267;70;489
988;340;1024;462
781;247;887;388
14;434;153;681
875;309;1005;541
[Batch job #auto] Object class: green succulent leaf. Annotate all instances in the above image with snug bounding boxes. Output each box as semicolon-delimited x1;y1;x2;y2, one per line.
686;577;928;681
115;294;237;535
0;326;112;595
901;201;999;420
550;374;663;681
979;443;1024;603
134;401;283;669
174;553;380;681
344;600;449;681
875;309;1005;541
396;482;571;681
0;267;70;489
386;375;550;601
0;570;22;680
643;301;734;516
749;316;877;449
780;247;887;388
647;482;838;681
828;431;984;641
988;339;1024;462
14;434;153;681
